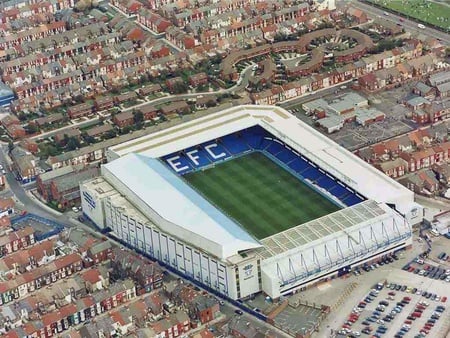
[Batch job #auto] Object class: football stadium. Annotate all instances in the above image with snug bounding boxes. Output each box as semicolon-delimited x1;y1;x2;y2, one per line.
80;105;421;300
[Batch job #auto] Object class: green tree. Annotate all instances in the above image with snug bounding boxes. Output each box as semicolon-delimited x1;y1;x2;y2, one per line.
25;124;39;134
8;140;14;153
66;137;81;151
133;111;144;124
171;82;188;94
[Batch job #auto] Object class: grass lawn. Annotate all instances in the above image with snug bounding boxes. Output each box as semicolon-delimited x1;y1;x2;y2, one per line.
368;0;450;30
184;152;340;239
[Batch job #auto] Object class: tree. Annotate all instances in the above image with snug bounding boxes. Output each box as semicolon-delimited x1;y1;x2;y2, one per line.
74;0;99;12
66;137;81;151
8;141;14;153
25;124;39;135
17;112;27;121
171;82;188;94
133;111;144;124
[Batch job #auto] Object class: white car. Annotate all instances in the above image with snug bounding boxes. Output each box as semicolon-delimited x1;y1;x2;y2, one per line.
72;207;79;212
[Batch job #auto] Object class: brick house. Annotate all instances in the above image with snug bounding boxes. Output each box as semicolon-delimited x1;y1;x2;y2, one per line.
168;283;220;324
113;92;137;105
18;139;39;154
67;103;93;119
1;115;20;128
94;96;114;111
399;148;436;172
137;104;158;120
10;148;38;183
0;198;14;218
5;124;26;139
400;170;439;195
112;111;135;128
54;128;82;145
150;311;190;337
50;167;99;208
138;84;162;97
0;226;35;257
86;124;114;139
376;158;407;178
32;113;65;127
110;247;163;293
346;7;368;24
86;240;113;265
188;73;208;87
159;101;190;116
165;77;185;93
37;165;82;202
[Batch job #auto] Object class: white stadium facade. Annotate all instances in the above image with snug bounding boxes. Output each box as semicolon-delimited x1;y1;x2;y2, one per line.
80;105;422;300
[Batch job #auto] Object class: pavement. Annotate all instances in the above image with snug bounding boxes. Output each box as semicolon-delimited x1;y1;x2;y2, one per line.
30;116;100;141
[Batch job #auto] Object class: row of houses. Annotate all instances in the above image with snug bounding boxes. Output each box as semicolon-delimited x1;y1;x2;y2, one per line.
0;225;167;337
0;11;179;113
357;127;441;174
251;48;445;106
0;0;74;24
221;27;373;81
1;230;220;338
0;226;34;257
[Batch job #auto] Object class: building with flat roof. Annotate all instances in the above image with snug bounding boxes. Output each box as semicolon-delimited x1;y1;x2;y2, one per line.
82;105;418;300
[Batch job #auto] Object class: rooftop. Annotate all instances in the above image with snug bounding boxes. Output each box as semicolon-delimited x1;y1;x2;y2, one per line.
108;105;414;213
103;154;261;259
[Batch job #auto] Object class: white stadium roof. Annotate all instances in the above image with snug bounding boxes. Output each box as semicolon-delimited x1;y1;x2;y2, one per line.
108;105;416;216
260;200;411;295
103;153;262;259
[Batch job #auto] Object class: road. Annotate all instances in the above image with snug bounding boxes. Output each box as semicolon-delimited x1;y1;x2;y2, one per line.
278;80;353;111
347;0;450;44
30;116;100;141
0;135;290;337
0;145;73;226
120;65;255;113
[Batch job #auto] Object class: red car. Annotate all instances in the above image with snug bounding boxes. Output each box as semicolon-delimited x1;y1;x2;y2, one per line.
388;292;396;296
404;296;412;301
442;296;447;303
399;18;405;22
404;320;412;325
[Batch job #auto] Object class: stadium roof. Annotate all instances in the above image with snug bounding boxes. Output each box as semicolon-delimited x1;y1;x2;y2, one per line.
108;105;417;220
259;200;411;297
258;199;391;260
103;153;262;259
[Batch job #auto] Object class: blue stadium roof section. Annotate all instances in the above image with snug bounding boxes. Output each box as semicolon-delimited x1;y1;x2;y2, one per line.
103;153;262;259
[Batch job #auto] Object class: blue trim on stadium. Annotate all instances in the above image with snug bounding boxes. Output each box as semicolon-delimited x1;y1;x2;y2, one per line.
161;125;365;208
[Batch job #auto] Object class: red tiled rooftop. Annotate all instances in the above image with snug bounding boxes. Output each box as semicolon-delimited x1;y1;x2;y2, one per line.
81;269;102;284
53;253;81;270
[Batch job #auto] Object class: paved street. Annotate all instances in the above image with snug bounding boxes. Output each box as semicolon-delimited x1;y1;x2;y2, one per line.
0;145;73;227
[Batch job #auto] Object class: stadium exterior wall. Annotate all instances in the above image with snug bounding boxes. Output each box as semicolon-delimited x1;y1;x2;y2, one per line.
80;177;261;300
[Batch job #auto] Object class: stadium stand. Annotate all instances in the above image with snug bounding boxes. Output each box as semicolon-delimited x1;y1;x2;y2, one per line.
221;134;251;155
163;126;365;207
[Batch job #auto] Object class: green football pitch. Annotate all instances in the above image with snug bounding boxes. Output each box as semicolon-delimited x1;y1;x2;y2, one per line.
184;152;340;239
